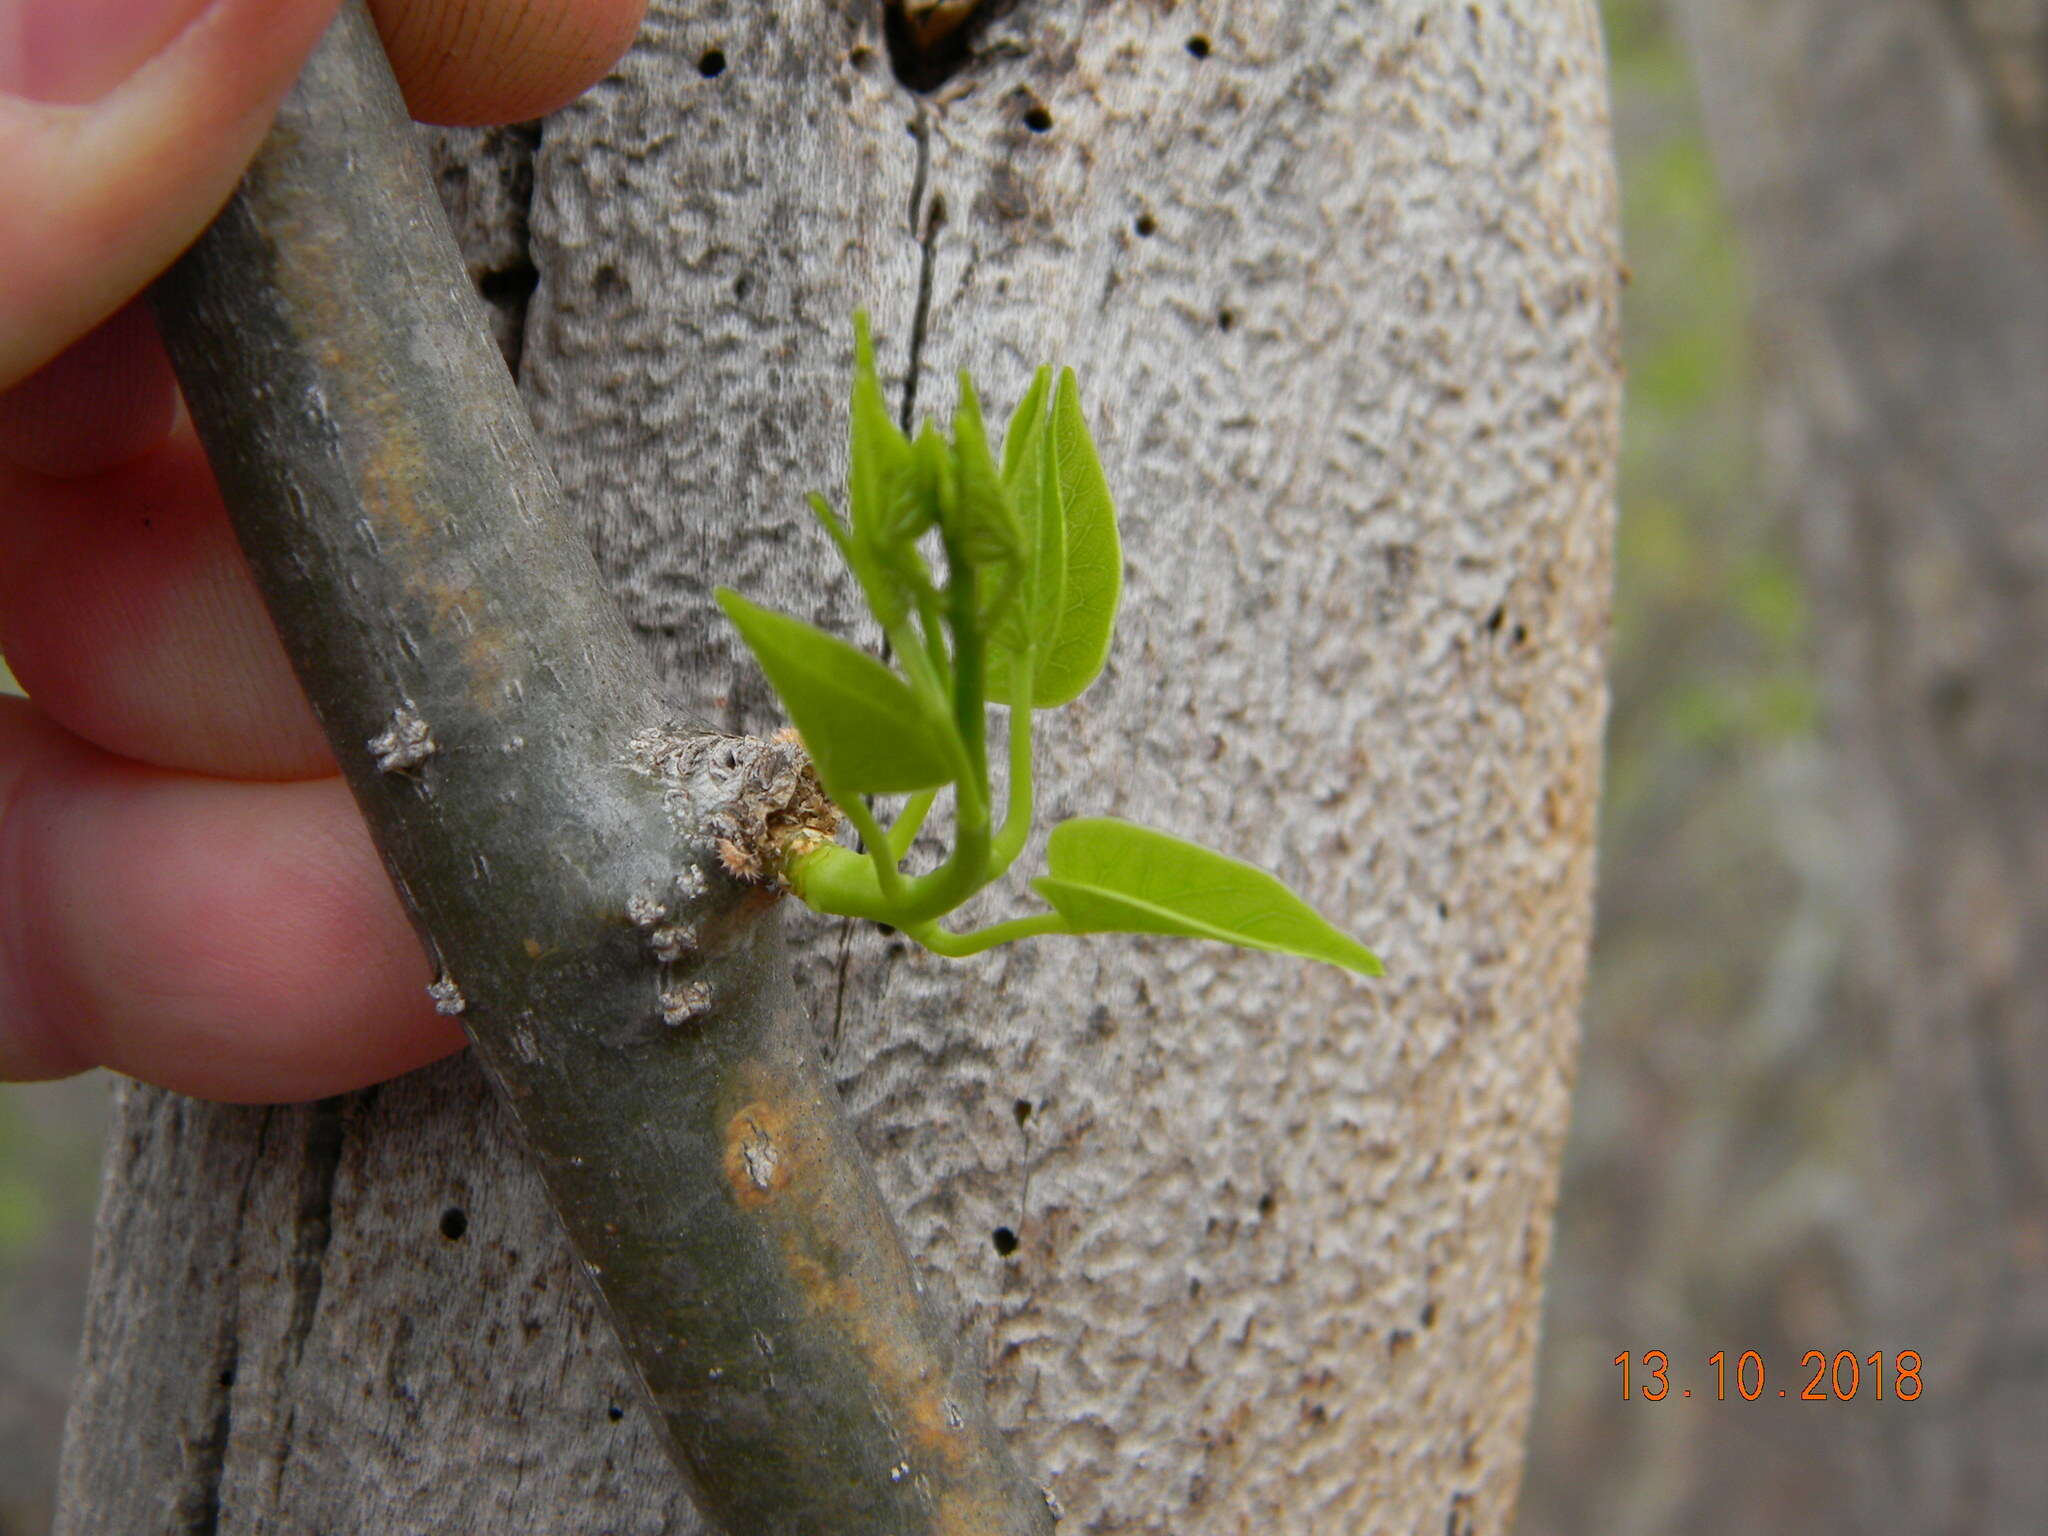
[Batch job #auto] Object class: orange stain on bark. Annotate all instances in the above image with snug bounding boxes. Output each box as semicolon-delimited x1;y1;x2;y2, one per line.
721;1067;1007;1525
723;1098;798;1208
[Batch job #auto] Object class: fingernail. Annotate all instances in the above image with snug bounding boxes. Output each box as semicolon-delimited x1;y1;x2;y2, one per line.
0;0;214;104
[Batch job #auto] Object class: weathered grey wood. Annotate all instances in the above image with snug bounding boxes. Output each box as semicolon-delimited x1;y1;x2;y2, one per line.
1632;3;2048;1532
55;2;1620;1531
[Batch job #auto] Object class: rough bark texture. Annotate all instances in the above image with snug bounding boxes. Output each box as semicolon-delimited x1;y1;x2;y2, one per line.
1612;3;2048;1532
55;2;1620;1531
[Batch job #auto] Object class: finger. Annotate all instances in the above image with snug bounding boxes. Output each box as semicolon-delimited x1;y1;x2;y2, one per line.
0;301;180;480
0;0;343;387
0;700;465;1101
0;0;646;388
370;0;647;126
0;434;335;781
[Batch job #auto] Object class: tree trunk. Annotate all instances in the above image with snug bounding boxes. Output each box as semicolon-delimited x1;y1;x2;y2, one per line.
53;2;1620;1531
1636;2;2048;1532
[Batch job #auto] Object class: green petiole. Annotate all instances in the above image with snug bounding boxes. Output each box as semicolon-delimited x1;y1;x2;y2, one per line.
903;912;1072;958
838;793;907;907
988;650;1035;880
886;788;939;861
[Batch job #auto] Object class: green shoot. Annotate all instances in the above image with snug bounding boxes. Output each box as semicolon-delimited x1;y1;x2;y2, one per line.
714;315;1383;977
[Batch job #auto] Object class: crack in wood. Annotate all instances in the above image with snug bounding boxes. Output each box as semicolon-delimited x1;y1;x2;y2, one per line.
471;120;544;378
284;1096;351;1367
900;101;942;433
827;915;858;1059
175;1108;274;1535
262;1093;367;1514
185;1337;236;1536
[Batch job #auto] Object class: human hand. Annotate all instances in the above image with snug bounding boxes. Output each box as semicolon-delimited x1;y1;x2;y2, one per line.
0;0;645;1100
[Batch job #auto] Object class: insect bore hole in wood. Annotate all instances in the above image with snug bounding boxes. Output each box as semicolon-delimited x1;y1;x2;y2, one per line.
881;0;986;92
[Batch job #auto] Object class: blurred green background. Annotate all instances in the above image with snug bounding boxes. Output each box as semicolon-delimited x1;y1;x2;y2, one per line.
0;3;1802;1527
1520;1;1835;1529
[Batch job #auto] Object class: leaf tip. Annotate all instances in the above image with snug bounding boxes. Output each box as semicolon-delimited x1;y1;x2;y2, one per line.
1340;944;1387;979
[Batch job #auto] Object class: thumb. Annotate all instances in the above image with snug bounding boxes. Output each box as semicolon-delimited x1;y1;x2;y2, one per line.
0;0;343;389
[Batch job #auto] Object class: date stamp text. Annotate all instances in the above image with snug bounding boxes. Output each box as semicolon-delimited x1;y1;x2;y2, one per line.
1613;1350;1923;1402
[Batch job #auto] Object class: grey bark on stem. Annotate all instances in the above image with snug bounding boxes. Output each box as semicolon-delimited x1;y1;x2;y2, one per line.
139;3;1054;1531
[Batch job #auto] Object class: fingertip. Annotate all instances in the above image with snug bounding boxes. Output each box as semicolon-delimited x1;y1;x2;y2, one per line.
0;0;343;388
0;434;336;781
370;0;647;125
0;709;466;1101
104;772;469;1101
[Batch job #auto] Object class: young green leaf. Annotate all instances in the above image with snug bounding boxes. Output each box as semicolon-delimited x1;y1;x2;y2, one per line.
985;368;1067;704
714;588;957;795
911;419;953;514
1025;398;1066;656
999;366;1052;491
809;492;914;636
946;372;1026;631
1028;369;1122;708
1031;817;1383;975
849;315;906;533
848;313;935;590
